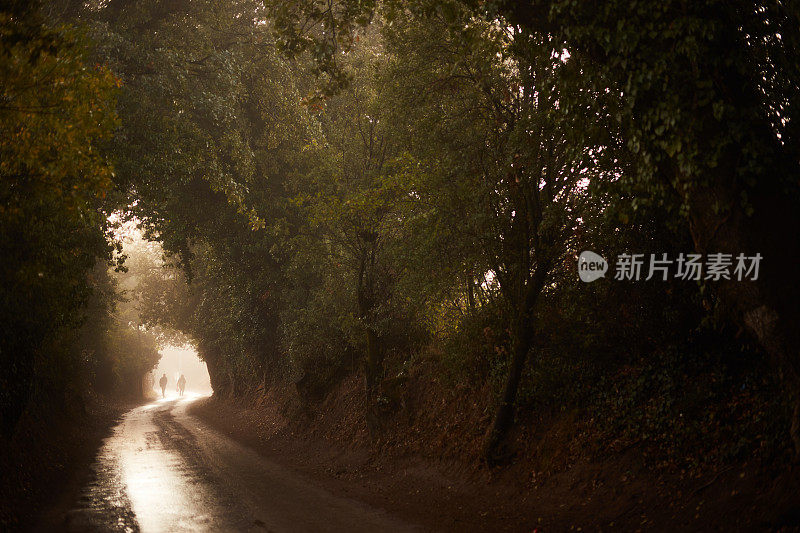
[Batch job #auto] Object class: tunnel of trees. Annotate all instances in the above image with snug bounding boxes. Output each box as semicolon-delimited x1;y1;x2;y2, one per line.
2;0;799;473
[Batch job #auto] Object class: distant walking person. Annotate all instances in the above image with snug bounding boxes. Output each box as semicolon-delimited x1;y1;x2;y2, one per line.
159;373;168;398
177;374;186;396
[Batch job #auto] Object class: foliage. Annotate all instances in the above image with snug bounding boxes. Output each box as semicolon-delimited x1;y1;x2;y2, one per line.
592;335;791;471
0;3;121;432
6;0;796;474
77;262;161;398
98;0;795;465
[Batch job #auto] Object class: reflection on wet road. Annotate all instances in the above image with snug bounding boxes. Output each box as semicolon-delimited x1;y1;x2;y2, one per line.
64;394;415;532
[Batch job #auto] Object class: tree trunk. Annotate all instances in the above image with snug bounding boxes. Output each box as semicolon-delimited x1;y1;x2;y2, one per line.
363;326;383;434
681;165;800;456
201;346;225;397
357;250;383;435
466;272;475;310
484;262;550;464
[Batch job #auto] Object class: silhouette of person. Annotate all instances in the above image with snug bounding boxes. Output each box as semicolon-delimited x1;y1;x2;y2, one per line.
159;373;167;398
177;374;186;396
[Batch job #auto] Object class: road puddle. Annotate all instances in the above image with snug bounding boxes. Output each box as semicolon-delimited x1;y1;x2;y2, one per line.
65;396;231;532
64;394;414;532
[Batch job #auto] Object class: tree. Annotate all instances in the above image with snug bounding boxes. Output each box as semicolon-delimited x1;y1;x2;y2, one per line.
293;33;420;429
87;0;316;396
0;2;119;432
495;0;800;453
381;5;618;461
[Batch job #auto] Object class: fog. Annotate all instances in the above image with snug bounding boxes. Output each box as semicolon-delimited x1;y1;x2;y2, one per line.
151;345;212;396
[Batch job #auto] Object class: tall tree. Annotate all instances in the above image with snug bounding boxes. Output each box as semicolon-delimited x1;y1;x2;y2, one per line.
495;0;800;452
88;0;316;394
0;2;119;432
382;6;617;461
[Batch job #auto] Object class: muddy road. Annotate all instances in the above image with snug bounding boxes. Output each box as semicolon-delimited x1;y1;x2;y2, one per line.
56;395;416;532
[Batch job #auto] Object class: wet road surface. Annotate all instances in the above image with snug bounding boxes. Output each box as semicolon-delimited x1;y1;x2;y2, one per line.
62;394;416;532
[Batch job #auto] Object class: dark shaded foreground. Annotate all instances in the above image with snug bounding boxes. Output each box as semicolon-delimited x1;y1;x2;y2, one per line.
52;395;416;532
1;397;139;531
189;387;800;532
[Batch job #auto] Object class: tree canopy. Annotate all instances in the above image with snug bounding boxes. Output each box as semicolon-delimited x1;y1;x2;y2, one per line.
2;0;799;470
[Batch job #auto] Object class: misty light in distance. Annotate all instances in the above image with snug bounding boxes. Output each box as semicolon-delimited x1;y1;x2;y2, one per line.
151;345;212;397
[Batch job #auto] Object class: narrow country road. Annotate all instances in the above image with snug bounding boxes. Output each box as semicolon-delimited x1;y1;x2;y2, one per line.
60;395;417;533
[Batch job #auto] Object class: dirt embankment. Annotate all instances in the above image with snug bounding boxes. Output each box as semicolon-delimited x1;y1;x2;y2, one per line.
190;366;800;532
0;393;147;531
